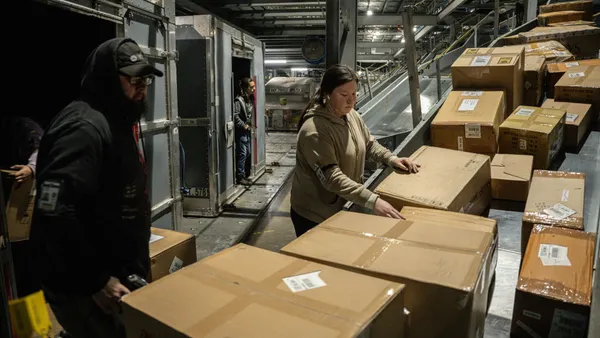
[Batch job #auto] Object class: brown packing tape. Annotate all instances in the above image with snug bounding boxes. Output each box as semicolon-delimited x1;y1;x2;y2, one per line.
383;221;415;239
532;170;586;180
517;277;591;306
523;212;583;230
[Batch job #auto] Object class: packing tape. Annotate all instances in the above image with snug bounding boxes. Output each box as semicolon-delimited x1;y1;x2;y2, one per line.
532;169;586;179
523;212;583;230
531;224;594;240
517;277;591;306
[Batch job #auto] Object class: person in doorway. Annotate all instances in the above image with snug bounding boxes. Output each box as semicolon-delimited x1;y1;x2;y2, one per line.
234;77;256;185
290;64;420;237
29;37;163;338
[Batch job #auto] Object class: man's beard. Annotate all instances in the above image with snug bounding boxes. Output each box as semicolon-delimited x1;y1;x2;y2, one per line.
124;97;149;125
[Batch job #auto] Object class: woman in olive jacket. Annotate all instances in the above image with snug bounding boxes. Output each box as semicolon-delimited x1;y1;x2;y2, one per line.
290;64;420;237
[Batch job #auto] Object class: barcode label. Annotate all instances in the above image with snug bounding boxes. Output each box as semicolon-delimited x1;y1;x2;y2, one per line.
465;124;482;138
519;139;527;150
471;55;491;66
568;72;585;79
459;99;479;111
544;203;576;220
554;51;569;57
538;244;571;266
283;271;327;293
549;309;587;338
461;91;483;96
564;61;579;68
566;113;578;123
457;136;464;151
516;108;535;117
169;256;184;273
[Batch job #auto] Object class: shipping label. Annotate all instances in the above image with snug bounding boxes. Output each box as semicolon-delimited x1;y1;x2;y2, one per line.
471;55;491;66
567;72;585;79
461;91;483;96
459;99;479;111
465;124;482;138
283;271;327;293
515;108;535;117
566;113;578;123
538;244;571;266
544;203;576;221
564;62;580;68
149;234;164;244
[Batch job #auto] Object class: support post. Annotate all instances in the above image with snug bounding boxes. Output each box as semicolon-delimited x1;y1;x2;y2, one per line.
474;24;478;48
494;0;500;39
339;0;357;70
435;57;442;101
524;0;537;22
402;6;422;127
366;69;373;100
326;0;340;69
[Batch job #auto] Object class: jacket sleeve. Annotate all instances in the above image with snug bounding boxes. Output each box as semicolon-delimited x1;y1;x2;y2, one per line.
359;115;397;167
233;99;246;129
300;131;378;209
33;120;111;295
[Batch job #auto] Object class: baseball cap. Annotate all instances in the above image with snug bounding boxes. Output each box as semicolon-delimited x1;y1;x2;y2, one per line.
117;41;164;77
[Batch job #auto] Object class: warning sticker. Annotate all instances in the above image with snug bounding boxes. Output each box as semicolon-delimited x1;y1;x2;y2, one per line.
283;271;327;293
544;203;576;221
538;244;571;266
566;113;578;123
498;57;513;64
568;72;585;79
465;124;482;138
515;108;535;117
459;99;479;111
471;55;491;66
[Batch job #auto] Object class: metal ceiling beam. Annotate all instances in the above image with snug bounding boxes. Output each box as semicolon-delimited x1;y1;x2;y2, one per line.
238;11;324;18
257;29;325;36
197;0;319;4
437;0;471;24
247;19;325;25
358;14;438;26
358;41;405;48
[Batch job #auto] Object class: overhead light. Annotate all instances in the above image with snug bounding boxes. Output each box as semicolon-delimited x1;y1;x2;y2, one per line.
291;68;308;72
401;38;406;43
357;71;364;76
367;10;373;16
265;60;287;64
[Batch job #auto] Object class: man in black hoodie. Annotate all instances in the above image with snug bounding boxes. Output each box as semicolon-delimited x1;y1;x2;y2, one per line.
29;38;162;338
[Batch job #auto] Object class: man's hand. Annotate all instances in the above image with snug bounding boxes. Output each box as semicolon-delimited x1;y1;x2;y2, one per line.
392;157;420;173
10;165;33;182
373;198;405;219
92;277;131;314
244;124;249;130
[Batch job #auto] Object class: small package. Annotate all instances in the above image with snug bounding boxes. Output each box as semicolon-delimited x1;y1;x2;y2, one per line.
123;244;406;338
523;55;546;106
1;170;35;242
546;59;600;98
517;25;600;58
523;40;573;63
511;225;595;337
498;106;566;170
431;90;505;155
521;170;585;254
451;46;525;114
537;10;586;26
149;227;197;281
541;99;593;148
491;154;534;202
548;20;595;27
554;65;600;116
539;0;594;20
374;146;491;215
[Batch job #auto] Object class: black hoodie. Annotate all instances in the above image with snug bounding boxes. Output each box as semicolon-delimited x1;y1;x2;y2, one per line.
30;38;151;296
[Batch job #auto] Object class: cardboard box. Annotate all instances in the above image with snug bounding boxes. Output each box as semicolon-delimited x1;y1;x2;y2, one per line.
546;59;600;98
1;170;35;242
451;46;525;114
431;90;505;155
517;25;600;58
123;244;406;338
374;146;492;215
521;170;585;254
539;0;594;20
538;10;586;26
523;55;546;106
149;227;197;282
491;154;534;202
554;65;600;116
502;35;521;45
524;40;574;63
548;20;595;27
541;99;593;148
511;225;595;337
498;106;566;170
281;211;491;338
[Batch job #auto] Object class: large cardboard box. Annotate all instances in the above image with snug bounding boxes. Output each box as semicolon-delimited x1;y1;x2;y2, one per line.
517;25;600;58
548;20;595;27
524;40;574;63
374;146;491;215
521;170;585;254
546;59;600;98
498;106;566;170
538;10;586;26
1;170;35;242
539;0;594;20
554;65;600;116
541;99;593;148
451;46;525;114
149;227;197;282
431;90;505;155
523;55;546;106
490;154;534;202
281;211;491;338
123;244;406;338
511;225;595;337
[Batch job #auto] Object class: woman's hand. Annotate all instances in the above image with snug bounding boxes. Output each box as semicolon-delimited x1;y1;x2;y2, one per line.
10;165;33;183
392;157;420;173
373;198;405;219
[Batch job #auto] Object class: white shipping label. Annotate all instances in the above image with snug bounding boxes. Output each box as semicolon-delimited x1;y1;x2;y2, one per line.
516;108;535;117
544;203;576;221
283;271;327;293
568;72;585;79
38;181;61;212
549;309;588;338
465;124;482;138
564;62;580;68
554;51;570;57
149;234;164;244
561;189;569;202
519;139;527;150
457;136;464;151
459;99;479;111
566;113;578;123
169;256;184;274
471;55;491;66
538;244;571;266
461;91;483;96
